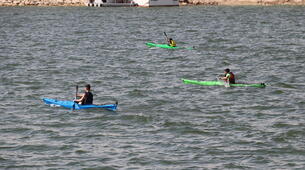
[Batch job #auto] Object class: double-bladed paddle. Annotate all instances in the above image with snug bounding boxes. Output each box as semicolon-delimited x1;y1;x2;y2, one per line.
75;85;78;100
164;32;169;43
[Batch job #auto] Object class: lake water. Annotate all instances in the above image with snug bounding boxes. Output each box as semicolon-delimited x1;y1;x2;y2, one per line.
1;6;305;169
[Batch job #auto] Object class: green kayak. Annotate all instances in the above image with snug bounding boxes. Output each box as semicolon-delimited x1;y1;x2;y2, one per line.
182;79;266;88
146;42;193;50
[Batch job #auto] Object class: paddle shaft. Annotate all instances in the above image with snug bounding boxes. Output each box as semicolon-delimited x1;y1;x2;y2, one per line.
75;85;78;100
164;32;169;42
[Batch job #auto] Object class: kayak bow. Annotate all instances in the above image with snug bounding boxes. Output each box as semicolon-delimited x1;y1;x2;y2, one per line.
182;79;266;88
43;98;118;111
146;42;193;50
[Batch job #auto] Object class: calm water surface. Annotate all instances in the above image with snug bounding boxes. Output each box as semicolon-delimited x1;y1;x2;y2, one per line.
0;6;305;169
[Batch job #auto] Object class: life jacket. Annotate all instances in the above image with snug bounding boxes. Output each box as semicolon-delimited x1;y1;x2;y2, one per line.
169;39;176;47
82;91;93;105
225;72;235;84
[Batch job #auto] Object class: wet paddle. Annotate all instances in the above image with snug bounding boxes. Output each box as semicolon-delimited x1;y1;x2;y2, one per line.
216;75;230;87
72;85;79;110
164;32;169;43
75;85;78;100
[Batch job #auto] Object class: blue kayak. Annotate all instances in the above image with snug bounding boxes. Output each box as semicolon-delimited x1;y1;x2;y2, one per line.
43;98;118;111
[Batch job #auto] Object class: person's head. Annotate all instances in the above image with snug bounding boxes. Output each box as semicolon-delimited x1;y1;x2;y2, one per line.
85;84;91;91
224;68;230;74
169;38;173;41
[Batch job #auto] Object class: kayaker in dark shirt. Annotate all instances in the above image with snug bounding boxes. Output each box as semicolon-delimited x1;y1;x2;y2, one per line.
74;84;93;105
220;68;235;84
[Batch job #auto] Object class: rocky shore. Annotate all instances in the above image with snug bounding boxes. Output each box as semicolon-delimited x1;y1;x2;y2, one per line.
0;0;305;6
182;0;305;6
0;0;86;6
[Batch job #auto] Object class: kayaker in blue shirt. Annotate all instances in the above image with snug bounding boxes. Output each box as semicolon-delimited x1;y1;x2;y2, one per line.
74;84;93;105
220;68;235;84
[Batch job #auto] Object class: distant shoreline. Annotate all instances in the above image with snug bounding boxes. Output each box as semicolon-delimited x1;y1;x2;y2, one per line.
182;0;305;6
1;1;305;7
180;1;305;6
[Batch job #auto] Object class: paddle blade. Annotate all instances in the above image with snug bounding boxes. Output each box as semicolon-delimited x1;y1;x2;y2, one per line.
163;32;168;38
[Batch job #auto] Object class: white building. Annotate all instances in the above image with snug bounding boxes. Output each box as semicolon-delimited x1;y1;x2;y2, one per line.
133;0;179;7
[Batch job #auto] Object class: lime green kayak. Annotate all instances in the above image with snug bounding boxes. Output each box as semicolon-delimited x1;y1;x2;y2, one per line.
146;42;193;50
182;79;266;88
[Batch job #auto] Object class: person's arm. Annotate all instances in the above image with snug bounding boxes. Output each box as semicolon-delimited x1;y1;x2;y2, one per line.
220;74;230;81
74;93;85;103
76;93;84;97
166;37;170;44
220;77;227;80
